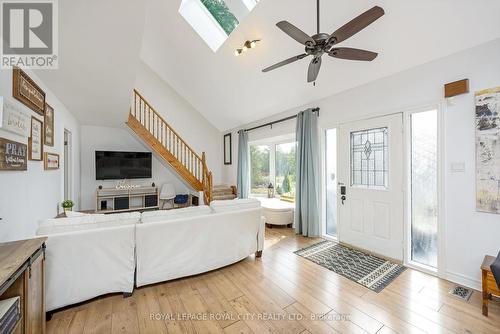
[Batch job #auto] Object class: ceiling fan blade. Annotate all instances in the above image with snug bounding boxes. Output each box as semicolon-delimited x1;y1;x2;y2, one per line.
262;54;308;72
276;21;316;46
307;57;322;82
329;6;384;44
329;47;378;61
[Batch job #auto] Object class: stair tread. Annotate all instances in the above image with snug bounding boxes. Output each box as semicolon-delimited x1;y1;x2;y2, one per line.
212;194;237;200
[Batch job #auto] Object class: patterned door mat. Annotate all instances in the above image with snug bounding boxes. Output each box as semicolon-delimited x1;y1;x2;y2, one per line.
295;241;406;292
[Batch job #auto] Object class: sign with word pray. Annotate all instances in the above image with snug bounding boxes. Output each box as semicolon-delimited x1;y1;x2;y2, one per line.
0;137;27;170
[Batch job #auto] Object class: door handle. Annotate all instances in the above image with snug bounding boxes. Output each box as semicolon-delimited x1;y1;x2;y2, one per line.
340;185;346;205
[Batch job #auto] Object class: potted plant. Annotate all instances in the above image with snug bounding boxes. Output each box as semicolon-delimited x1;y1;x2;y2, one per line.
61;200;74;213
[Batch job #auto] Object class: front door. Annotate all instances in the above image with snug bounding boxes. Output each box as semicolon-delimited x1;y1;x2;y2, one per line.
338;113;404;260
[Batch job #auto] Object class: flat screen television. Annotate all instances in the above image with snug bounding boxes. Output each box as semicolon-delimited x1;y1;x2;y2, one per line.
95;151;152;180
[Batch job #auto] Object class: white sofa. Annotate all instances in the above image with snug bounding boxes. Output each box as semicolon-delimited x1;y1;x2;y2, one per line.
37;212;139;311
37;199;264;310
135;199;263;287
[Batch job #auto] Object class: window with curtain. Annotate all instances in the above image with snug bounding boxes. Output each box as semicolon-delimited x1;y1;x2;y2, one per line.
250;140;296;200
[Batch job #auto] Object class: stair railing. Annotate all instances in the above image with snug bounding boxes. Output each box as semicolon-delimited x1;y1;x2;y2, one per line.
130;89;212;204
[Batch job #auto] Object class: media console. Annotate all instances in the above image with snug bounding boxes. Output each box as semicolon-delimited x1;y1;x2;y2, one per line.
95;186;159;213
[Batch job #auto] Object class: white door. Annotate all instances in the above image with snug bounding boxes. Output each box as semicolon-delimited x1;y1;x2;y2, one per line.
338;113;404;260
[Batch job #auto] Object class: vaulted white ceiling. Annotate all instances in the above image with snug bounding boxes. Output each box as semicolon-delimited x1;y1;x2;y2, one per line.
35;0;500;131
35;0;146;126
141;0;500;131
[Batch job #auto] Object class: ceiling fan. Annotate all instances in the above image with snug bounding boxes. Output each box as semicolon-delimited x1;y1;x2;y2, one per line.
262;0;384;83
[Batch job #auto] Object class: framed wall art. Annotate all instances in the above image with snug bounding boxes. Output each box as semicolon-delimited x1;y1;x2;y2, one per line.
0;98;30;137
12;67;46;116
223;133;232;165
475;86;500;214
44;103;54;146
29;117;43;161
0;137;27;171
44;152;60;170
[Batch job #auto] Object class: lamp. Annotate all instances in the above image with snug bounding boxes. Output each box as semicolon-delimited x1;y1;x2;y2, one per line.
234;40;260;56
267;182;275;198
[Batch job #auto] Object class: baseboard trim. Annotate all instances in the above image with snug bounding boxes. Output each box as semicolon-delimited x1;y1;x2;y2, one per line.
445;271;481;291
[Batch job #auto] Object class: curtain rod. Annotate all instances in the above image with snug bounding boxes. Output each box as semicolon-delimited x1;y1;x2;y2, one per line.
242;108;320;133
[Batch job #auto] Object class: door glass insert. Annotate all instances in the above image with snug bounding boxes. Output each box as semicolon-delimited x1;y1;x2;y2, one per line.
325;129;338;237
411;110;438;268
350;127;388;188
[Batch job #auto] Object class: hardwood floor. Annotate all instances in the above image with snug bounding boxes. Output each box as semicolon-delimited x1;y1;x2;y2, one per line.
47;228;500;333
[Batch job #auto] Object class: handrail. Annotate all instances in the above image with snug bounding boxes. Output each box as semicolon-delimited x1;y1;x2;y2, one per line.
133;89;202;161
130;89;212;203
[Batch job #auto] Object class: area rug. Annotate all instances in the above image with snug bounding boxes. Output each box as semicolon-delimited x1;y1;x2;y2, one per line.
294;240;406;292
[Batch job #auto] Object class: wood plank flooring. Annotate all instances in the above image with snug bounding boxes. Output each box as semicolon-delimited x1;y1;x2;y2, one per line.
47;228;500;334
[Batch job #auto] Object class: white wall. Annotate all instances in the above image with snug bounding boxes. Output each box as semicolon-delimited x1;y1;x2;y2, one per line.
0;69;81;242
134;61;222;183
222;38;500;289
79;125;192;211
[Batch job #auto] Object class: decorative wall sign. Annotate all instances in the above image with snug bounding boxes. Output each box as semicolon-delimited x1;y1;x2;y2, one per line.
1;98;30;137
44;152;59;170
223;133;232;165
0;138;27;171
44;103;54;146
29;117;43;161
12;67;46;116
475;86;500;214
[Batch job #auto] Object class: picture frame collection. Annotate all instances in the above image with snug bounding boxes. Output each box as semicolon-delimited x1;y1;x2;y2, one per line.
0;67;59;171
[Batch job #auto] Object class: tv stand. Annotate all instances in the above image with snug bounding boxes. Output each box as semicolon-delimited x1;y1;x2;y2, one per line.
95;186;159;213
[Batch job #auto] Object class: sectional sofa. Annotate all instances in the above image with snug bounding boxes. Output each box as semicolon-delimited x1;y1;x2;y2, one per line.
36;198;264;312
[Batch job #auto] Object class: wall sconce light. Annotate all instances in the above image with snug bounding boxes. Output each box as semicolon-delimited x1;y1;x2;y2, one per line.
234;40;260;56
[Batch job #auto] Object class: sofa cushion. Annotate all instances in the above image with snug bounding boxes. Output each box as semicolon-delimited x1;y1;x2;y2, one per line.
37;212;141;235
141;206;212;224
210;198;261;213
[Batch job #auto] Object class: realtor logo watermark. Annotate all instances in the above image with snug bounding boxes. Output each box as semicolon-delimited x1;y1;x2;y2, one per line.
1;0;58;69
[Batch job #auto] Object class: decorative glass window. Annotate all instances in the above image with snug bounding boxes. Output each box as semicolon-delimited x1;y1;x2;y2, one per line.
350;127;388;188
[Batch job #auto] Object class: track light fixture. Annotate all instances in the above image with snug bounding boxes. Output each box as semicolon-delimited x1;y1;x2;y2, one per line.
234;40;260;56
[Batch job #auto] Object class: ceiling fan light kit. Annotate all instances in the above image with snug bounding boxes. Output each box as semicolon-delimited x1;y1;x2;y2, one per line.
234;39;260;56
262;0;384;83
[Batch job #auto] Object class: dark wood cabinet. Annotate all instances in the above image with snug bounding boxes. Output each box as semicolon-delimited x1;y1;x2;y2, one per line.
0;238;46;334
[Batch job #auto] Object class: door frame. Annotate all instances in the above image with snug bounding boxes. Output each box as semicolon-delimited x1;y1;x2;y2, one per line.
320;102;445;277
64;129;72;203
402;103;446;278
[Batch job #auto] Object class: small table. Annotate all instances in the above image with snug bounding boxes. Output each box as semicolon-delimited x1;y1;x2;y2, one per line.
481;255;500;316
257;197;294;228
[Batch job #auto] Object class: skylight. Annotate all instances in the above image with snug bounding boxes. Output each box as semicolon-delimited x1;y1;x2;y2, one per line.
179;0;259;52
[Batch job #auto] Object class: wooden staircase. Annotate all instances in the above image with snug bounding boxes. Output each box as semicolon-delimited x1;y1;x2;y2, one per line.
212;185;237;201
127;89;213;204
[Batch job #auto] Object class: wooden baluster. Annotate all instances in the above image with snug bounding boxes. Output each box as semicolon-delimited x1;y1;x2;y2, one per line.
161;122;164;146
139;98;142;124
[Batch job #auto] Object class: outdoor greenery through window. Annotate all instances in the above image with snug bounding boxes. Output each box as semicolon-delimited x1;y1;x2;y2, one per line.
250;145;270;195
275;143;296;199
200;0;239;35
250;140;296;200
